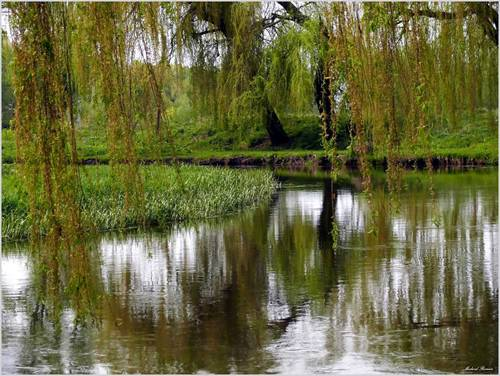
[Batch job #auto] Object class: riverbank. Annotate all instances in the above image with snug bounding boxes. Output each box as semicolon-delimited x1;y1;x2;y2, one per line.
4;149;496;168
3;128;496;167
2;165;278;241
76;149;497;168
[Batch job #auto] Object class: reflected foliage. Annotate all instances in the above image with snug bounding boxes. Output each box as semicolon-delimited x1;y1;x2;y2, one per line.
2;169;497;373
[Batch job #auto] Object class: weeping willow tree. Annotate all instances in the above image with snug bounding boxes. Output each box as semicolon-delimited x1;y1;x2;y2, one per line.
317;2;497;174
5;2;498;244
172;1;497;157
313;2;497;234
177;3;284;145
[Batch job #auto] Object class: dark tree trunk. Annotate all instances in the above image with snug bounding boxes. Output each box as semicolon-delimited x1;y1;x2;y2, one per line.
314;59;334;142
314;20;335;144
265;103;290;147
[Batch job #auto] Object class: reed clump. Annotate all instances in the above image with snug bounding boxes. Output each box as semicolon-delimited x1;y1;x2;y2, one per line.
2;165;277;241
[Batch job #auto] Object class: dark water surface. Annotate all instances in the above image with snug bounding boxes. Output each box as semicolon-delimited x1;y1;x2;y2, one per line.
2;168;498;374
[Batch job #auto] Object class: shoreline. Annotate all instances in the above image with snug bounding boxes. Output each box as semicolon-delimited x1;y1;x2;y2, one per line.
72;154;497;169
2;149;498;170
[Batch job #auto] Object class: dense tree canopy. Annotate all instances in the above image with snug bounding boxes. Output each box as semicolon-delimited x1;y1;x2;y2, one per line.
4;1;498;239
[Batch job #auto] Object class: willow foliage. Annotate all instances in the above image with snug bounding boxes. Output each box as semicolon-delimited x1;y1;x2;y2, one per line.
5;2;498;242
81;3;145;220
266;19;319;115
321;3;497;175
8;3;82;241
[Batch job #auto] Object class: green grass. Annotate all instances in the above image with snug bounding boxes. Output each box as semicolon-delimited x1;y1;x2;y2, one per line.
1;128;16;163
2;164;278;241
399;143;497;163
3;109;497;164
397;109;498;163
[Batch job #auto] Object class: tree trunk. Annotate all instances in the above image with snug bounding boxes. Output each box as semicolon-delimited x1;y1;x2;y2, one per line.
314;57;334;142
265;103;290;147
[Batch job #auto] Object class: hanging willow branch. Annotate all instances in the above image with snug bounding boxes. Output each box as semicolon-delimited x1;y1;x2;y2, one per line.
83;3;145;224
8;2;82;240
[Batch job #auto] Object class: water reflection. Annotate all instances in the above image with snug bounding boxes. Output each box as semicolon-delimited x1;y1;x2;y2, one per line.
2;169;498;374
2;235;104;373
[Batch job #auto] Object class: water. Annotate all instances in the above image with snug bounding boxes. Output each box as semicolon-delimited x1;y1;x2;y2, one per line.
2;168;498;374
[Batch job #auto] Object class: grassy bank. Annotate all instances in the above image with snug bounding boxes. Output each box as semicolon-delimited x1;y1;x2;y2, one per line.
2;109;497;166
2;164;278;241
3;131;496;166
160;143;498;164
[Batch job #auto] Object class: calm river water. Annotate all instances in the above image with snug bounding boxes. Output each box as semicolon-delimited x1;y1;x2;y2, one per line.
2;168;498;374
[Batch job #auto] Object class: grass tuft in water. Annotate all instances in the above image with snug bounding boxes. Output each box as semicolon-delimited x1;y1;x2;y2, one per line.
2;164;278;241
